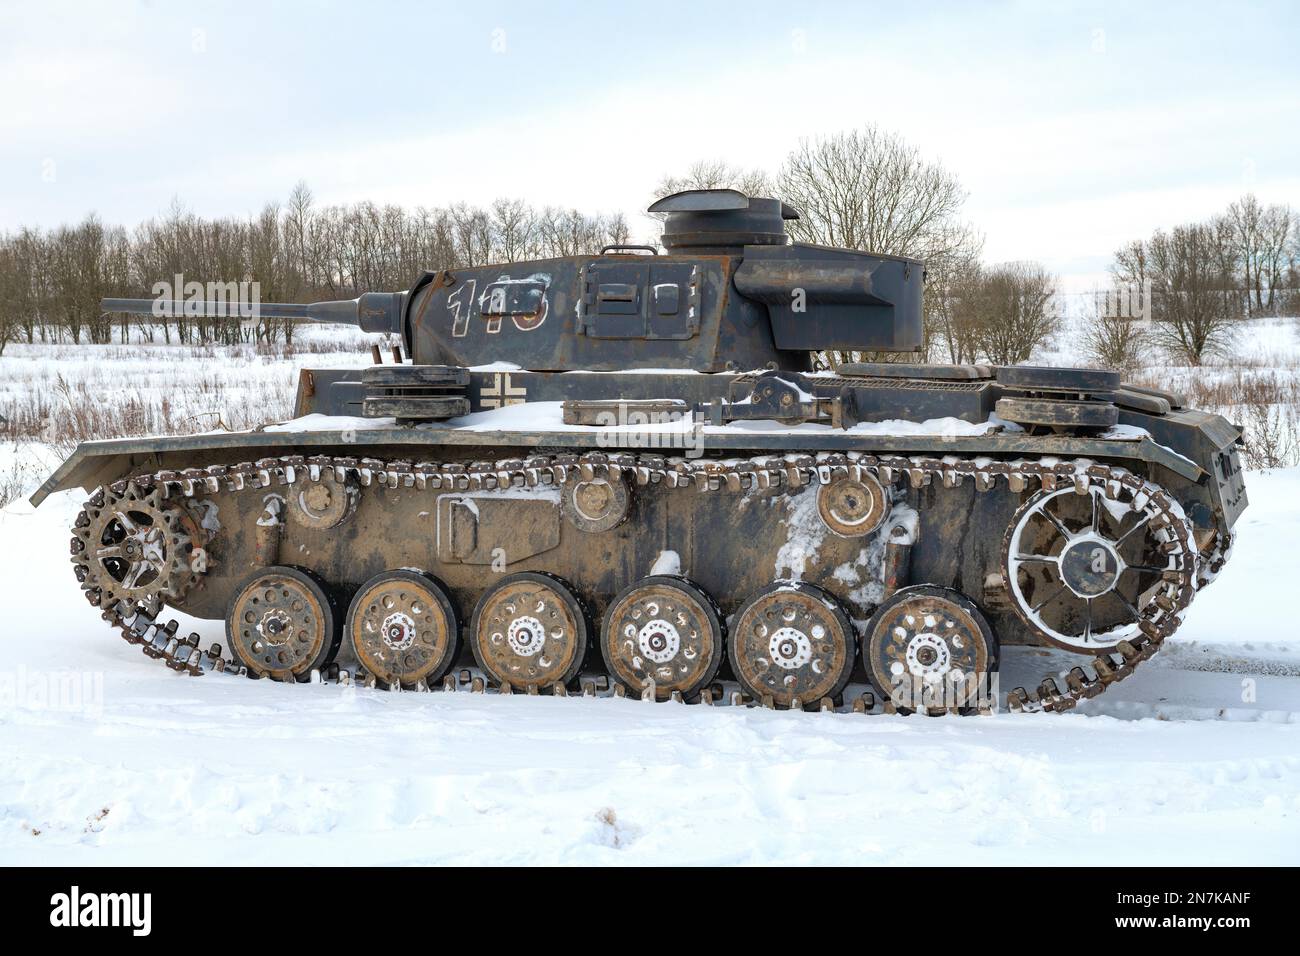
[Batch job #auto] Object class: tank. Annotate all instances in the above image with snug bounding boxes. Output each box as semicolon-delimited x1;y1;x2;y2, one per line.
34;189;1248;714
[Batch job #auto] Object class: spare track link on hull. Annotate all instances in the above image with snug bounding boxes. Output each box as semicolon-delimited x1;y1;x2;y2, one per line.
69;449;1199;715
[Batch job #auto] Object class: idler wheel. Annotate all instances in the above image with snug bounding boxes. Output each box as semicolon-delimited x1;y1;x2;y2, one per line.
863;585;997;715
1003;481;1193;653
470;572;589;691
728;582;855;709
227;566;341;681
562;475;630;533
345;569;460;689
601;575;724;700
817;473;888;537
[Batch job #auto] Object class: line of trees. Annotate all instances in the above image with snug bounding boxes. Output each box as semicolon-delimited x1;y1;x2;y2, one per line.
0;124;1063;365
1100;194;1300;367
0;185;629;352
9;122;1294;368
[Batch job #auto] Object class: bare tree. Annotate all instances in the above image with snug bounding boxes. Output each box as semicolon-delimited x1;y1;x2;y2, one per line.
0;241;19;355
1227;194;1262;315
1285;214;1300;314
535;207;626;258
777;125;969;261
1112;238;1150;292
490;198;537;263
654;159;772;200
964;261;1058;366
923;222;985;363
1144;223;1236;365
0;228;50;347
283;180;314;298
1259;202;1293;313
1079;292;1148;373
48;216;120;344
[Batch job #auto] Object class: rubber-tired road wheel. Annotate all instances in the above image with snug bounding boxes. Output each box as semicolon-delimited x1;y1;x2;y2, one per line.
862;585;998;715
345;569;460;689
226;565;341;681
728;581;855;710
601;575;724;701
470;571;589;691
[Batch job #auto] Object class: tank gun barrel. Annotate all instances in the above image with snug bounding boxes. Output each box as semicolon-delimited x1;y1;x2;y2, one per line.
100;291;404;334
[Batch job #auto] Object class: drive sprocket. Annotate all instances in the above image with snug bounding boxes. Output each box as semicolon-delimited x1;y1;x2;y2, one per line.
72;480;199;617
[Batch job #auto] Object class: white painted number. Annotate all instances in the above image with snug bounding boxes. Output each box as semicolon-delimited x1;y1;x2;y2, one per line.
448;279;477;337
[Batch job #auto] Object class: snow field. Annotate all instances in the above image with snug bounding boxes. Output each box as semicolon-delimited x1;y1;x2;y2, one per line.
1;319;1298;865
0;471;1297;865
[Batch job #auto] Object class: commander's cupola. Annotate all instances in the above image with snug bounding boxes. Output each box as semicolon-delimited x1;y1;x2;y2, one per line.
649;189;800;253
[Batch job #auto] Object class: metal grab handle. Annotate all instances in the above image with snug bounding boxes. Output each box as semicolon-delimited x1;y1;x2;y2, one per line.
599;244;659;256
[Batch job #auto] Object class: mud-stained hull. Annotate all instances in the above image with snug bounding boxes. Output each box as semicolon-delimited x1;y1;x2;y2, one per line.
63;430;1221;713
164;447;1024;641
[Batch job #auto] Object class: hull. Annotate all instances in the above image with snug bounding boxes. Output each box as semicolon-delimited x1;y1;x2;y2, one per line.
42;370;1246;714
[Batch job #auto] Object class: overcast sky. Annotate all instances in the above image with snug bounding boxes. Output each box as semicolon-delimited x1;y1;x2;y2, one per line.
2;0;1297;289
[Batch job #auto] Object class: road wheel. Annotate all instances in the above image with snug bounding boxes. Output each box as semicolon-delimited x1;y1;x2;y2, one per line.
601;575;723;701
227;566;340;681
346;569;460;688
470;572;589;691
728;581;855;709
863;585;997;715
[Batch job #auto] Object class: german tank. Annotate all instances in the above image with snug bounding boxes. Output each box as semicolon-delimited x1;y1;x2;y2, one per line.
35;189;1248;714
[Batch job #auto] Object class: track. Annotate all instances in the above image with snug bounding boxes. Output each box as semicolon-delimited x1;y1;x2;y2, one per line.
70;449;1203;714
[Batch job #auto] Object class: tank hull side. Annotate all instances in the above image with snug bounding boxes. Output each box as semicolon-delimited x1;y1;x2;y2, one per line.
165;448;1034;652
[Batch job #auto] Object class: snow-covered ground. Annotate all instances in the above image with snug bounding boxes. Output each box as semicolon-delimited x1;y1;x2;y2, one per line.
1;320;1298;865
0;327;376;446
1;466;1297;865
